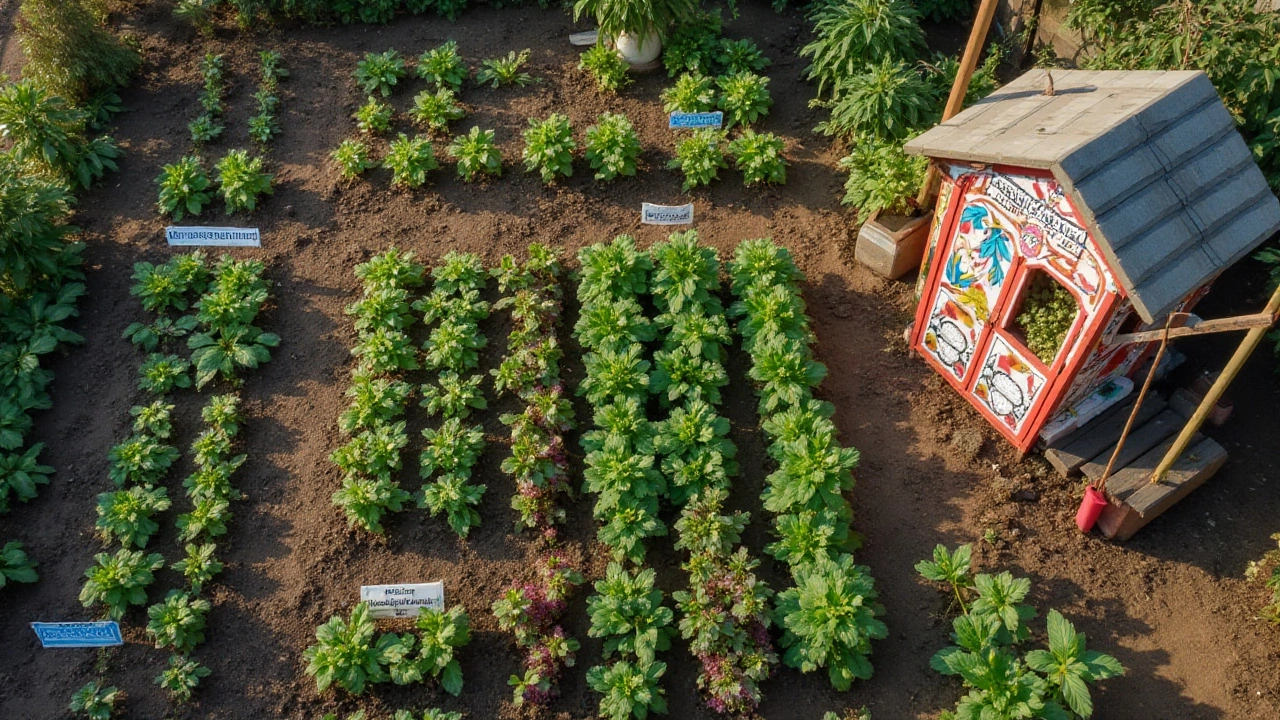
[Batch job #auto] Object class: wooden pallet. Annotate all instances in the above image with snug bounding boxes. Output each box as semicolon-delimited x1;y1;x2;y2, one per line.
1043;393;1229;541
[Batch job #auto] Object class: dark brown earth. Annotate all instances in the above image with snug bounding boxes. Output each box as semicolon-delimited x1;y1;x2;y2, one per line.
1;3;1278;719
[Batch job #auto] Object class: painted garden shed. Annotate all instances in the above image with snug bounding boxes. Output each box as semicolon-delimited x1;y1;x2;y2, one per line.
903;69;1280;453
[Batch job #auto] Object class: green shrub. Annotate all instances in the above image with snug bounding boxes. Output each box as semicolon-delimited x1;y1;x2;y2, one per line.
188;324;280;388
476;50;534;88
584;112;641;182
138;353;193;394
355;0;398;23
839;136;927;223
0;541;38;587
448;126;502;181
407;0;469;20
355;50;407;97
716;38;771;74
409;88;466;133
572;0;701;58
188;114;224;144
580;44;632;94
729;130;787;186
801;0;926;98
96;486;171;548
331;139;377;179
818;58;935;141
68;681;120;720
332;474;411;533
0;79;120;189
146;589;211;654
662;72;716;113
214;150;273;214
156;655;211;703
716;72;771;128
384;134;439;188
17;0;140;101
417;41;469;91
79;548;165;619
0;152;76;293
661;10;721;76
303;602;388;695
1014;273;1078;363
667;128;726;191
522;113;576;183
0;444;53;513
156;156;213;221
354;96;394;135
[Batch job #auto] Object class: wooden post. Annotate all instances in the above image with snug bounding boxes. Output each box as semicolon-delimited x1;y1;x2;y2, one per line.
914;0;1001;209
1150;282;1280;481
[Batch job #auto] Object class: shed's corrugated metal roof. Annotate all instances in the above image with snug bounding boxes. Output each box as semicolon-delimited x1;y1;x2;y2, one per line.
904;69;1280;322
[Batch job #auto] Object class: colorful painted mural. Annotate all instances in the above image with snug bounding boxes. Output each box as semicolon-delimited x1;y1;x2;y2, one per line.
974;335;1046;432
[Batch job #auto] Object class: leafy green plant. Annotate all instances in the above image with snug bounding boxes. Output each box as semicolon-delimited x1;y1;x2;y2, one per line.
0;444;53;513
1246;533;1280;624
0;540;38;587
176;496;231;541
661;11;721;76
717;38;771;74
801;0;926;98
138;354;193;395
188;324;281;388
384;605;472;693
717;72;772;128
522;113;576;183
476;50;534;88
248;86;281;145
384;134;439;188
448;126;502;181
156;156;213;221
588;563;675;664
417;41;469;91
839;136;928;223
189;114;224;144
420;372;487;419
580;44;632;94
79;548;165;619
355;50;407;97
332;139;377;180
818;57;935;140
156;655;211;703
68;680;121;720
96;486;171;548
215;150;274;214
333;475;412;534
774;554;887;690
354;96;394;135
420;472;485;537
662;72;716;113
146;589;211;654
667;128;726;191
420;418;484;477
409;89;466;134
304;602;389;695
920;545;1125;719
586;660;669;720
0;79;120;189
172;542;223;593
585;112;641;182
572;0;700;49
729;130;787;186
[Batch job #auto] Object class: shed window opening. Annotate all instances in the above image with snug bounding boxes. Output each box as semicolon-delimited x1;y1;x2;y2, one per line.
1011;270;1079;365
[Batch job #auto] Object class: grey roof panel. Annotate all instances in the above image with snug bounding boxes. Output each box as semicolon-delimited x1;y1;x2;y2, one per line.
907;69;1280;322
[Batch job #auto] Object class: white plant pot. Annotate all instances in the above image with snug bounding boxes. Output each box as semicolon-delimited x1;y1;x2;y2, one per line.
615;31;662;66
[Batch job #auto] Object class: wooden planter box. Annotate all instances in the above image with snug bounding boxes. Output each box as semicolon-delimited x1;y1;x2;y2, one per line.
855;210;933;280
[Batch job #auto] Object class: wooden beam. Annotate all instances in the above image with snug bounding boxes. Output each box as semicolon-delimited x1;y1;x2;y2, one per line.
913;0;1000;209
1108;313;1275;346
1150;282;1280;481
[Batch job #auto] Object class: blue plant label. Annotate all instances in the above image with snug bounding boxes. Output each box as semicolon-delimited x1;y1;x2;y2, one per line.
668;111;724;129
166;226;261;247
31;622;123;648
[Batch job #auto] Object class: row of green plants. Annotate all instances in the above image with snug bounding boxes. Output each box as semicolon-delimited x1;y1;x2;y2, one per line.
177;0;474;31
156;151;276;219
76;253;279;714
919;544;1125;719
356;46;536;99
728;238;887;691
646;231;778;715
417;252;492;537
304;601;474;697
331;249;425;534
1;0;137;597
573;236;675;719
191;53;228;146
249;50;289;145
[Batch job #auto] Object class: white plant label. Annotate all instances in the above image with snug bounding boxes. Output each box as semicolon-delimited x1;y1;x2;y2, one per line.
166;226;261;247
641;203;694;225
569;30;599;46
360;582;445;619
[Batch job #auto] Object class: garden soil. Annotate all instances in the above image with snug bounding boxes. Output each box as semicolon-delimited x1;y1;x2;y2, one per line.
1;3;1278;719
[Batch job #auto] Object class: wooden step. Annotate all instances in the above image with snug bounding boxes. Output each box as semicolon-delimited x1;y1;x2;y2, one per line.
1080;409;1183;482
1044;395;1167;477
1094;434;1228;541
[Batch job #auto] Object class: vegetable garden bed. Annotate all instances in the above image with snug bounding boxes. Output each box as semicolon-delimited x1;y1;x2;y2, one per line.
1;4;1279;720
